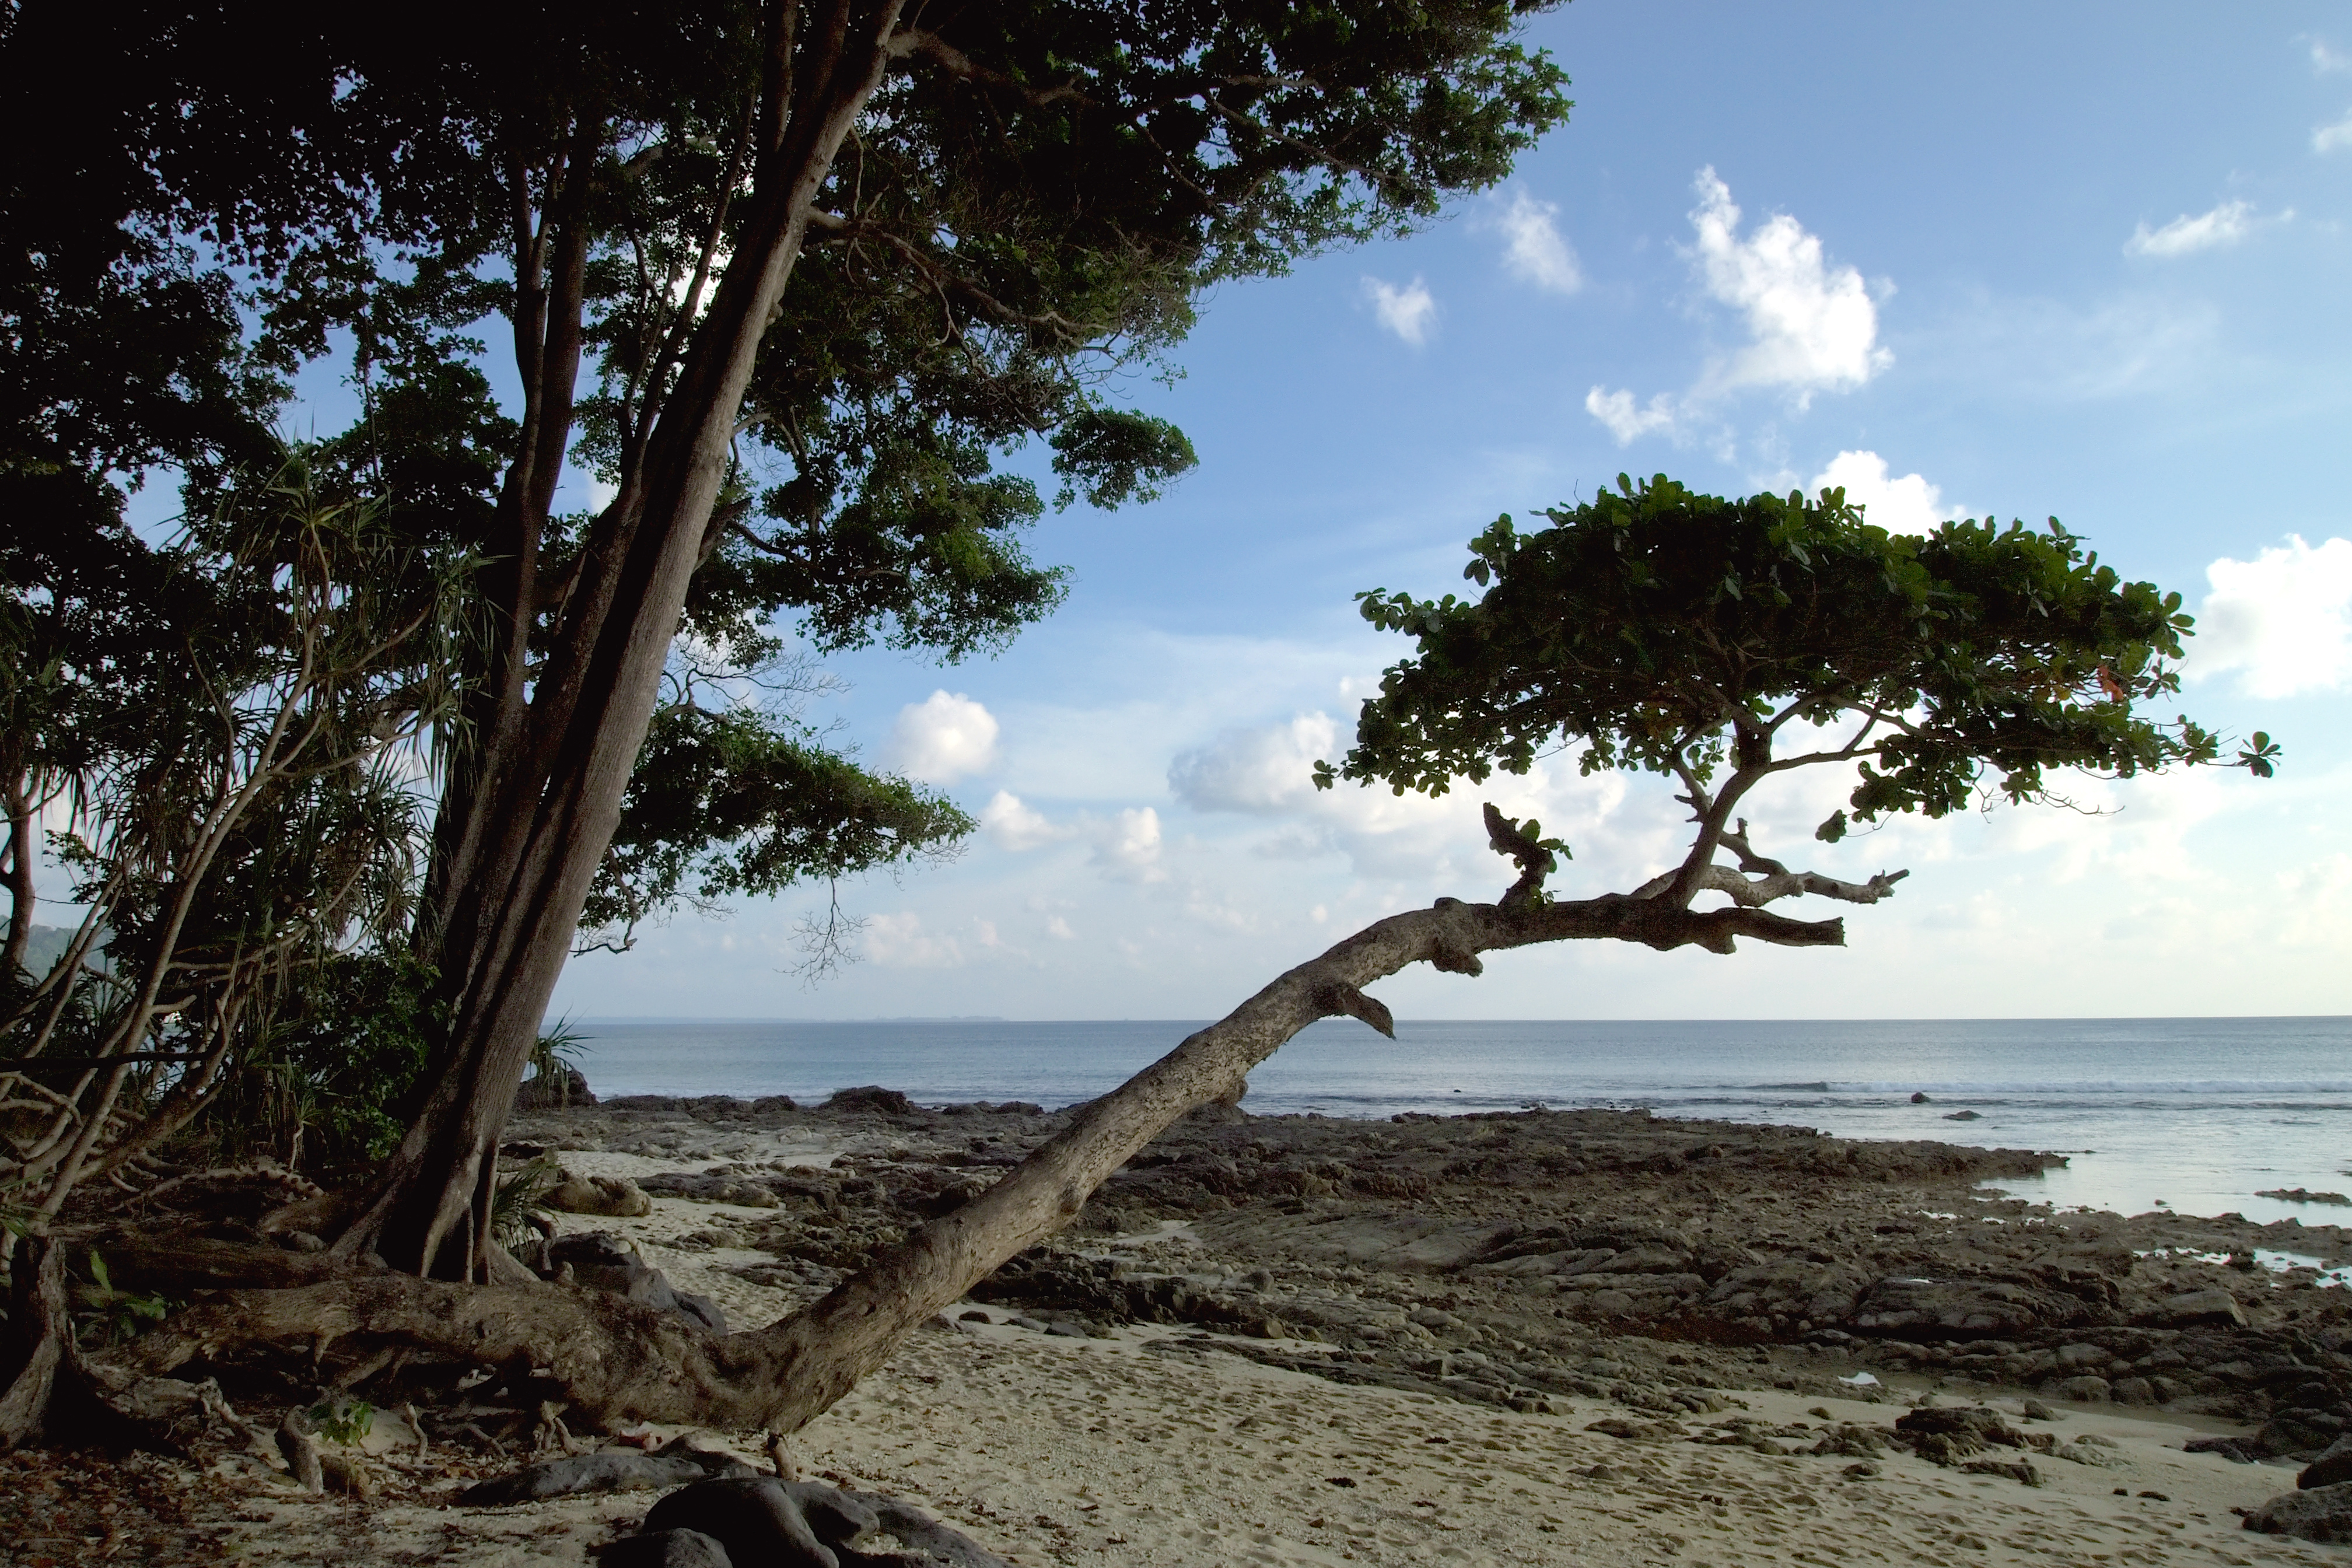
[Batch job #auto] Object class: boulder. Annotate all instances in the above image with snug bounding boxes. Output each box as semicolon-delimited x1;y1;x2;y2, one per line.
600;1530;735;1568
2185;1434;2258;1463
2245;1482;2352;1544
549;1231;728;1333
2054;1376;2112;1404
639;1171;783;1208
1852;1276;2088;1336
639;1477;1016;1568
516;1065;596;1110
642;1478;838;1568
820;1086;916;1116
2302;1436;2352;1490
1894;1405;2031;1465
547;1172;652;1217
2146;1289;2246;1328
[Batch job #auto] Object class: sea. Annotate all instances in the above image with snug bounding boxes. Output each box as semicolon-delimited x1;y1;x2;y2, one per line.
569;1016;2352;1231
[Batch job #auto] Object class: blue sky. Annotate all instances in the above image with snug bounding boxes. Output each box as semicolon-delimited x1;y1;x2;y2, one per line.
547;5;2347;1020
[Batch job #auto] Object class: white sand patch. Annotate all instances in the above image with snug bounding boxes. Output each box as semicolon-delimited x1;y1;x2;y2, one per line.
213;1304;2336;1566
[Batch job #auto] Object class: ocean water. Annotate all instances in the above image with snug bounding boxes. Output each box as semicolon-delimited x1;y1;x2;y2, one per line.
569;1016;2352;1228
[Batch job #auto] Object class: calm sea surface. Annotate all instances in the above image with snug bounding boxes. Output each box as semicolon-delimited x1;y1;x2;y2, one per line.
570;1017;2352;1227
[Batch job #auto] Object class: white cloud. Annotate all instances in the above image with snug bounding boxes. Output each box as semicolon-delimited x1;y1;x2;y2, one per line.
2190;536;2352;698
889;690;1000;783
1583;387;1681;446
1490;188;1583;293
1091;806;1167;883
2125;200;2255;257
864;911;965;968
2309;36;2352;74
2316;110;2352;153
1688;166;1891;401
1808;450;1964;535
1363;276;1438;345
1167;713;1337;813
1583;169;1887;444
978;790;1075;851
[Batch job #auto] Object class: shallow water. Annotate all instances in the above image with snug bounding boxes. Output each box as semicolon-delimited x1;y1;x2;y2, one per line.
569;1014;2352;1227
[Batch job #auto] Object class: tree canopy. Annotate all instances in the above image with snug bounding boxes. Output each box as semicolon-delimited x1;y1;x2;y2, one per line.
1324;475;2273;901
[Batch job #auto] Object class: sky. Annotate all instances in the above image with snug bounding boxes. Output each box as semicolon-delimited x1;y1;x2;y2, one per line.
506;6;2348;1020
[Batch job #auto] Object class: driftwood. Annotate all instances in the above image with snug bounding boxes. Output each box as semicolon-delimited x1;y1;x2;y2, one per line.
107;866;1885;1435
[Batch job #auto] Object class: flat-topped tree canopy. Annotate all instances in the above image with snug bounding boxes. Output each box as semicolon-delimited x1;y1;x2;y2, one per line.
1323;474;2273;904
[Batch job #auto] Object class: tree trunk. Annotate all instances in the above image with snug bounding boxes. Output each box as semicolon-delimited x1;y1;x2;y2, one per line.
2;775;34;981
334;1;908;1280
141;890;1846;1429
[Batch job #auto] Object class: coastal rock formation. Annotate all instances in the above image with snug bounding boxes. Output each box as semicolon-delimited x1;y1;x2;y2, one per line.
503;1093;2352;1459
2245;1482;2352;1544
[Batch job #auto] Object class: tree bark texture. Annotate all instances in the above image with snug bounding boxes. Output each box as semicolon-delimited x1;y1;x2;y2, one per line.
139;890;1845;1431
340;1;909;1280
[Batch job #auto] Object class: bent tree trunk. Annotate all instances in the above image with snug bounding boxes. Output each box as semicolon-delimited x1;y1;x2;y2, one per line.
137;886;1863;1432
334;3;909;1279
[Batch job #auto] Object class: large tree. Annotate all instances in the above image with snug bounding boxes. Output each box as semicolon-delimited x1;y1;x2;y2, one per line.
2;2;1575;1277
107;477;2272;1437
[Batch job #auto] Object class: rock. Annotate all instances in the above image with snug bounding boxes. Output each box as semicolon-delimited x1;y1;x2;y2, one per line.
2256;1189;2351;1206
2259;1416;2336;1457
276;1418;323;1492
642;1478;1014;1568
643;1478;839;1568
1852;1276;2091;1336
2109;1376;2157;1406
2302;1436;2352;1490
1895;1406;2030;1465
639;1171;783;1208
824;1485;1017;1567
601;1531;735;1568
1962;1458;2043;1486
2056;1376;2112;1404
547;1172;653;1217
548;1232;729;1332
2147;1289;2247;1328
460;1450;752;1506
1941;1110;1982;1121
2021;1399;2058;1422
318;1450;377;1499
2185;1434;2257;1463
821;1086;915;1116
517;1065;596;1110
2245;1482;2352;1544
1911;1093;1931;1104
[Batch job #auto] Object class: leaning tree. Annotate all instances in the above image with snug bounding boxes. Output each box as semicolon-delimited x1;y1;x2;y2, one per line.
78;476;2272;1440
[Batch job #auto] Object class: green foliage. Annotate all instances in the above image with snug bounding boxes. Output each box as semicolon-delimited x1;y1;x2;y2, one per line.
489;1154;560;1254
307;1396;375;1447
216;950;440;1169
72;1250;172;1348
3;461;465;1180
582;705;975;953
1326;475;2267;834
527;1017;586;1088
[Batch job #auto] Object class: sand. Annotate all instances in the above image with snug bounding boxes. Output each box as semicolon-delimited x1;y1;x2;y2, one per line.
176;1152;2340;1568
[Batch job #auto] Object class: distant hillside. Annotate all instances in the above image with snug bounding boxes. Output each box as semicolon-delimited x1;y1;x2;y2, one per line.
14;923;96;982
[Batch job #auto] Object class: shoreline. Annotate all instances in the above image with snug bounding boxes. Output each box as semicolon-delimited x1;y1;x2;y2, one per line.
19;1094;2352;1564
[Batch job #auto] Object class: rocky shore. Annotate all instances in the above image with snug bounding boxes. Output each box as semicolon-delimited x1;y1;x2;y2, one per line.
17;1091;2352;1566
516;1088;2352;1461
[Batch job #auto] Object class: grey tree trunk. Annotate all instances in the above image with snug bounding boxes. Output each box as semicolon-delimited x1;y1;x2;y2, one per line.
334;0;909;1279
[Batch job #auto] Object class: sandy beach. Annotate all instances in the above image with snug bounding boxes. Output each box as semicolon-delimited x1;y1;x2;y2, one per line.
12;1094;2351;1566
